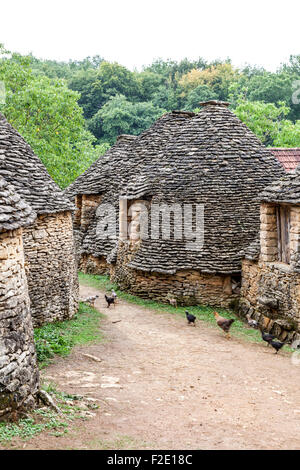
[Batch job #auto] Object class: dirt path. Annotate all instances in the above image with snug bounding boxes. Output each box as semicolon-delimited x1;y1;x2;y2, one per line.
25;285;300;449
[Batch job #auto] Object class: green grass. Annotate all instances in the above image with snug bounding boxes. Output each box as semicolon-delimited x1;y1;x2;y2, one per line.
34;302;105;368
78;272;266;345
0;383;97;445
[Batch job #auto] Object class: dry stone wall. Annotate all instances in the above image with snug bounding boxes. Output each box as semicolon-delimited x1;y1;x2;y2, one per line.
111;241;239;307
240;259;300;341
79;254;110;275
22;212;79;327
240;204;300;341
0;229;39;418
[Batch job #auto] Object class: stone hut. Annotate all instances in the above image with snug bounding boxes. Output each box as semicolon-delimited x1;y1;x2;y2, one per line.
65;111;200;274
0;176;39;419
65;133;138;273
240;166;300;341
0;113;78;326
66;101;285;308
110;101;286;306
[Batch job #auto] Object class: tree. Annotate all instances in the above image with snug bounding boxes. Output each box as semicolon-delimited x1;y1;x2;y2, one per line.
234;100;290;146
68;68;101;118
229;68;300;122
94;61;141;102
137;71;165;101
273;120;300;147
281;54;300;75
68;61;143;120
179;63;240;100
0;46;109;188
183;85;218;111
92;94;166;143
143;58;207;84
29;54;104;79
151;85;181;111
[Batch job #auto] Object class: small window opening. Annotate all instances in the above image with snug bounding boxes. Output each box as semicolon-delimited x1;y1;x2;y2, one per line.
276;205;290;264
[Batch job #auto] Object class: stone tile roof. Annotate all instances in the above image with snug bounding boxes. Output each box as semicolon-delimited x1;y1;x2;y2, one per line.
66;112;193;260
64;134;138;199
122;103;285;274
0;113;74;214
240;238;260;261
0;176;36;232
260;165;300;204
66;103;285;275
269;148;300;172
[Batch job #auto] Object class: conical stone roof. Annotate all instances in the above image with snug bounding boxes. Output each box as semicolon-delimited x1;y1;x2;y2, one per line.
65;134;138;200
67;103;285;274
0;113;74;214
121;102;285;274
67;112;194;260
0;176;36;232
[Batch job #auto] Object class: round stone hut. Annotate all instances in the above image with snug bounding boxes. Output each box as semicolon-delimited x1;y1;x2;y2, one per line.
111;101;286;306
66;101;285;307
65;133;138;274
0;113;78;326
240;166;300;341
0;176;39;419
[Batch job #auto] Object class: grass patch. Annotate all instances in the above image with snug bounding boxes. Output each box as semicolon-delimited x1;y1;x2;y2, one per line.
78;272;265;345
0;383;99;446
34;302;105;368
0;417;47;443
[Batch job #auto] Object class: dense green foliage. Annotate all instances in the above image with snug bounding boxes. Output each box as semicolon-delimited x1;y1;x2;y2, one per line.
89;94;166;143
0;45;108;188
1;43;300;188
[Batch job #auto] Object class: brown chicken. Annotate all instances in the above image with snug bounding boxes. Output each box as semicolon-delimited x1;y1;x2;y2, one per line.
212;311;235;339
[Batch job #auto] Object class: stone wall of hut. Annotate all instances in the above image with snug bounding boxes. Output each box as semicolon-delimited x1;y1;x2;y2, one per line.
79;254;110;275
240;259;300;341
73;194;102;266
111;199;240;306
22;211;79;327
0;229;39;419
111;240;240;307
239;203;300;342
74;194;102;232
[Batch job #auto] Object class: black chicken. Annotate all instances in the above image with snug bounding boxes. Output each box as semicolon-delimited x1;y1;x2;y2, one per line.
185;311;196;326
105;294;115;308
269;340;286;354
261;331;276;346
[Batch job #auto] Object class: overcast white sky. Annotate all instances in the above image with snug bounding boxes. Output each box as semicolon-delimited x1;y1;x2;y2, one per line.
1;0;299;71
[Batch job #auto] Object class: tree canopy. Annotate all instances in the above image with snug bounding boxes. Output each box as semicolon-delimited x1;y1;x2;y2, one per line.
0;45;108;188
1;43;300;189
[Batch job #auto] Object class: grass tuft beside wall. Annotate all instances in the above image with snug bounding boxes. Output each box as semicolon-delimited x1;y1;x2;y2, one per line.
34;302;105;368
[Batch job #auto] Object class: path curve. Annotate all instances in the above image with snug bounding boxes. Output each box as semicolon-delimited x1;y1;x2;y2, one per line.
33;285;300;449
